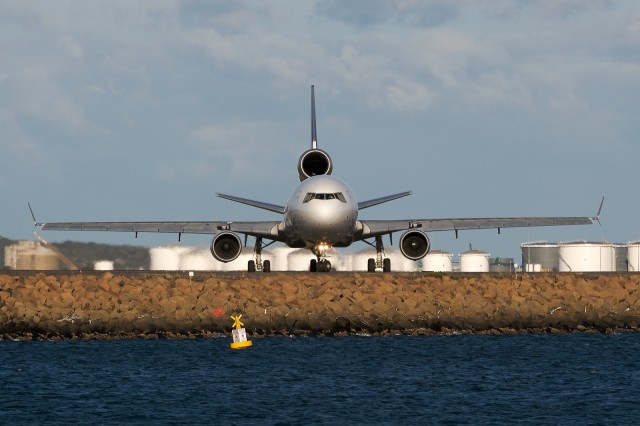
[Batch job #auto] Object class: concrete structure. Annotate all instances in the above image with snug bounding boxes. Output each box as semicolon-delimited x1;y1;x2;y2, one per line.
4;241;59;270
490;257;514;273
558;241;616;272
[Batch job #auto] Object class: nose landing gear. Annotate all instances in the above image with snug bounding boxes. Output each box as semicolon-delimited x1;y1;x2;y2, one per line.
310;243;332;272
309;258;331;272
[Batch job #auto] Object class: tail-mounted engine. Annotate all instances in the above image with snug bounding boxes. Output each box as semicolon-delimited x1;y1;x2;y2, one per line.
399;230;430;260
210;231;242;262
297;149;333;181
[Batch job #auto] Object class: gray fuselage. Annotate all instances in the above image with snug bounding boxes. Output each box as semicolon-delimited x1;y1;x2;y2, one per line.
283;175;357;249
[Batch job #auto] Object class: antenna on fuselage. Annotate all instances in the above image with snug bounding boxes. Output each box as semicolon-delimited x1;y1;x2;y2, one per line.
311;85;317;149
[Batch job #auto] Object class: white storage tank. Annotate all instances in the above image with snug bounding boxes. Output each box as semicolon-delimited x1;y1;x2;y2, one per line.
288;249;315;271
558;241;615;272
352;249;376;272
218;247;259;271
332;251;353;272
628;241;640;272
459;250;490;272
179;249;217;270
150;246;191;270
94;260;114;271
614;244;628;272
269;246;293;272
385;248;419;272
423;250;453;272
521;242;560;272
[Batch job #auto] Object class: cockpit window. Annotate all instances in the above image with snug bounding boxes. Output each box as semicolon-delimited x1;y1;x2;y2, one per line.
303;192;347;203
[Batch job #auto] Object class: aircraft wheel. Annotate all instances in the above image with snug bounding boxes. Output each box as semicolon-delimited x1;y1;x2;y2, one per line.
323;260;331;272
248;260;256;272
367;258;376;273
310;259;317;272
263;260;271;273
383;258;391;272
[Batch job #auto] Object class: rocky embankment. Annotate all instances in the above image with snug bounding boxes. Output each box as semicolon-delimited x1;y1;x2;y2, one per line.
1;272;639;339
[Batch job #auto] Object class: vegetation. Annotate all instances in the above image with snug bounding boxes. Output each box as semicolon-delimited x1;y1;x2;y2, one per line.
1;236;150;270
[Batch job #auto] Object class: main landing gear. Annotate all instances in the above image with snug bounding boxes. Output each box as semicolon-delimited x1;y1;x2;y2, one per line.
366;236;391;273
248;237;271;273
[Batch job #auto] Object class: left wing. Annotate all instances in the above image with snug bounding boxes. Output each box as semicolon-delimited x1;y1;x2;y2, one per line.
36;220;284;241
357;216;595;240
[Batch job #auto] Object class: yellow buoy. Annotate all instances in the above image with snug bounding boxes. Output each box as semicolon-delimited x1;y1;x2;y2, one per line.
230;314;252;349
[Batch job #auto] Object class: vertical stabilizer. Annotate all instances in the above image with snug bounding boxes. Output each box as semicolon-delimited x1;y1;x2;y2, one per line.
311;85;317;149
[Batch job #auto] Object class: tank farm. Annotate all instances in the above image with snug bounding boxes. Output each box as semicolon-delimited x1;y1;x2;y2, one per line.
1;270;640;340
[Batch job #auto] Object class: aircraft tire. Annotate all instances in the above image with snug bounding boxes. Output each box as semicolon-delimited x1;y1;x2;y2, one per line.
323;260;331;272
367;258;376;273
248;260;256;272
383;258;391;272
263;260;271;273
310;259;317;272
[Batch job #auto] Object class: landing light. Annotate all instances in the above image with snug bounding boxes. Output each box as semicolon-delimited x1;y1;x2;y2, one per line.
315;243;331;256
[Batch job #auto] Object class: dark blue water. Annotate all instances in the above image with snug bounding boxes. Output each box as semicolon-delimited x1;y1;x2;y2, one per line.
1;334;639;425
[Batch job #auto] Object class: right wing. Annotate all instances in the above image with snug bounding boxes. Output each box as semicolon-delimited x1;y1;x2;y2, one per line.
358;216;595;240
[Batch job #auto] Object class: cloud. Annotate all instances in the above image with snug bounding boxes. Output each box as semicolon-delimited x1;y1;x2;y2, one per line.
155;119;294;182
5;68;87;131
316;0;458;28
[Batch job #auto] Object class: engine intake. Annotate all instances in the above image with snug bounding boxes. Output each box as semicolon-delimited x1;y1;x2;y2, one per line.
297;149;333;181
399;230;430;260
210;232;242;262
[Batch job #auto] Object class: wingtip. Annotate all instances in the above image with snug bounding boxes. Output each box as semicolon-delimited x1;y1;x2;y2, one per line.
28;202;37;224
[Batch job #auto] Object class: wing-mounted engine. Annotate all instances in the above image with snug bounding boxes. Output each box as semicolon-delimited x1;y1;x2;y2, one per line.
399;230;430;260
297;149;333;181
210;231;242;262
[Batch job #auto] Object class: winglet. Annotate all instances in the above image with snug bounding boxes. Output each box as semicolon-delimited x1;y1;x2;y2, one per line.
28;202;42;230
311;85;317;150
593;195;605;226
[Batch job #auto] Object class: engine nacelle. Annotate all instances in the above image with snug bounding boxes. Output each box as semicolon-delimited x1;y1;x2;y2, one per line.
210;232;242;263
399;230;430;260
297;149;333;181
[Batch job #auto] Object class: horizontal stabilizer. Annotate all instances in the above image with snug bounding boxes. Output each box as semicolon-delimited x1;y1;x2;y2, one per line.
217;193;286;214
358;191;412;210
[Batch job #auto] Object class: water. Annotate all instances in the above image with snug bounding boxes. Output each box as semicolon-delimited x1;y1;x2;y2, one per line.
1;334;640;425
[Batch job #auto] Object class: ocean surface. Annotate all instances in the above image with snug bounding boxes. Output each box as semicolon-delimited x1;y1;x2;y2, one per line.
1;333;639;425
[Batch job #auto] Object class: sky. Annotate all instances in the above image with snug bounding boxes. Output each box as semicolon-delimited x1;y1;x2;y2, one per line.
1;0;639;262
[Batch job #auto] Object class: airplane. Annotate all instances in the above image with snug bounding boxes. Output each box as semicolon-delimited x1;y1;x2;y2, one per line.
32;86;602;273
